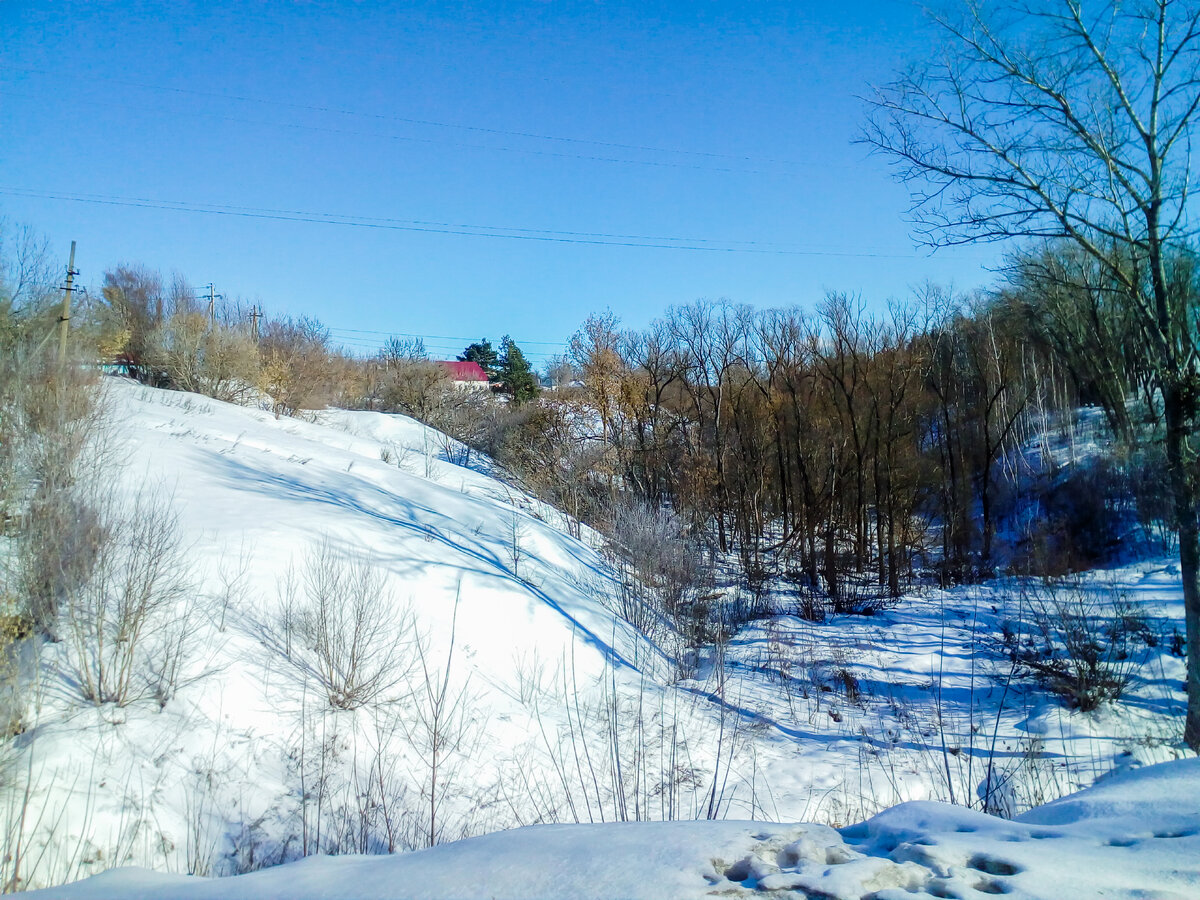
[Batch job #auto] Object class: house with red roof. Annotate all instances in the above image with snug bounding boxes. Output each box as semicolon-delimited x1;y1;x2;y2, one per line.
439;360;491;390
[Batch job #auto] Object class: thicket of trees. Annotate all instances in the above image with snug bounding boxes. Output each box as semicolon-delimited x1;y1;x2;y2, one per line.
551;289;1164;611
93;264;357;417
863;0;1200;750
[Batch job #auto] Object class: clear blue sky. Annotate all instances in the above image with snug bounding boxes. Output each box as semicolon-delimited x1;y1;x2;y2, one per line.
0;0;1000;366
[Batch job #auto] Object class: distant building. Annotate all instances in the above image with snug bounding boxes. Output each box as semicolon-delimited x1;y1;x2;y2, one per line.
439;360;490;390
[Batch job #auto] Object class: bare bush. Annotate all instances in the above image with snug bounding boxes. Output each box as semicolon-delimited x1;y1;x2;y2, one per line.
0;221;109;770
8;404;106;633
61;491;201;707
376;351;454;423
257;316;338;418
146;310;259;403
403;595;482;847
509;644;740;825
1017;456;1140;577
2;331;104;633
274;541;415;710
604;496;712;646
1009;580;1153;711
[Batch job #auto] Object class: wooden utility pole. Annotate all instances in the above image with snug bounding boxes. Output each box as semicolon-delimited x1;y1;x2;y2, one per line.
58;240;77;366
249;305;262;341
207;283;216;329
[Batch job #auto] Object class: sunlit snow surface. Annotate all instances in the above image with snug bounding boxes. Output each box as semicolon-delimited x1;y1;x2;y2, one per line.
34;759;1200;899
14;380;1195;895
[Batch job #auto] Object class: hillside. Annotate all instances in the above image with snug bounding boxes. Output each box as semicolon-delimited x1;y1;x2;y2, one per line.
8;378;1194;895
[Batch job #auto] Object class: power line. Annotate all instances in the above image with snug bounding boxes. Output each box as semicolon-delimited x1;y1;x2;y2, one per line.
0;88;796;178
33;190;798;249
0;62;807;168
330;331;562;349
0;187;943;259
327;327;566;347
329;333;561;355
333;341;560;363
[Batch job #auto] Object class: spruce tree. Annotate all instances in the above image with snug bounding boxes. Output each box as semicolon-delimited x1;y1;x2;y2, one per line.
498;335;539;404
458;339;499;380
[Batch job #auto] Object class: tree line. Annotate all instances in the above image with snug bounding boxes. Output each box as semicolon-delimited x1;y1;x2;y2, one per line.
552;274;1170;610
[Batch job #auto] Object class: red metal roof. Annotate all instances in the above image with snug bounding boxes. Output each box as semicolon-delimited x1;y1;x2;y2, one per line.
440;360;489;382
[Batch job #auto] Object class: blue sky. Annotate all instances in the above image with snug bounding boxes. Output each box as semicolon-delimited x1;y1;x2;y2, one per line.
0;1;1002;366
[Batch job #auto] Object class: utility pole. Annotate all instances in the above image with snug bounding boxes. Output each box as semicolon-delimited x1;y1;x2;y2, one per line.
58;240;77;367
249;305;262;342
207;283;216;329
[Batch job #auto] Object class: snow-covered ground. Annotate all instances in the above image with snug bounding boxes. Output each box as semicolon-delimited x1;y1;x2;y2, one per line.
33;759;1200;899
7;379;1194;893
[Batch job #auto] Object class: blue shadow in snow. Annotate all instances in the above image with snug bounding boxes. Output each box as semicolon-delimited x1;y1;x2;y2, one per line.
205;452;637;671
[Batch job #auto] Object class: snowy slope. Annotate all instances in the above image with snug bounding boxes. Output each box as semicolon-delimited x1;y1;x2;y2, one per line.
9;379;1195;893
32;758;1200;899
15;379;682;888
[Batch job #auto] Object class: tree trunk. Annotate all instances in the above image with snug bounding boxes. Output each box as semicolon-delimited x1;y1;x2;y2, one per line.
1164;384;1200;750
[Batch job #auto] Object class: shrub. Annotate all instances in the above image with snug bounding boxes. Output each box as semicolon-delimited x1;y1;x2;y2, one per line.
61;492;200;707
376;357;453;421
2;335;103;632
604;496;714;646
1020;457;1128;575
146;311;260;403
273;541;415;709
257;316;337;417
1009;580;1152;711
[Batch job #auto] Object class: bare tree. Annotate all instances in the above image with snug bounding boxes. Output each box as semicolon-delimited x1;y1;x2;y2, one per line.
865;0;1200;749
0;221;54;313
97;264;164;376
569;311;624;449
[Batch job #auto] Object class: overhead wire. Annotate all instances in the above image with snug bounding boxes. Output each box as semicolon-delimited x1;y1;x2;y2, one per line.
0;184;809;249
0;88;796;178
0;187;940;259
326;326;566;346
0;62;807;168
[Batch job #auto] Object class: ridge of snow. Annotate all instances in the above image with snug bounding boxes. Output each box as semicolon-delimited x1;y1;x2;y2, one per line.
33;758;1200;899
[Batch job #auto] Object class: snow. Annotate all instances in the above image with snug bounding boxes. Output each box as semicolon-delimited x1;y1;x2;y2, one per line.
31;759;1200;899
8;378;1195;894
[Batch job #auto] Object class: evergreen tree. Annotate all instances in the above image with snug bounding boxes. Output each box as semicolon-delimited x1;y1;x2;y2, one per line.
498;335;539;404
458;339;498;379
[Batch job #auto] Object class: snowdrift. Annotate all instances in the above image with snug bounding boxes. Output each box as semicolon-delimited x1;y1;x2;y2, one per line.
32;758;1200;899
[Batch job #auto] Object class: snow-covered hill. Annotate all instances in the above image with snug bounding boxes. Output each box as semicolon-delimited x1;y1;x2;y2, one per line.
34;759;1200;899
9;378;1195;895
